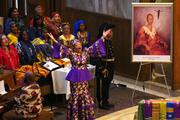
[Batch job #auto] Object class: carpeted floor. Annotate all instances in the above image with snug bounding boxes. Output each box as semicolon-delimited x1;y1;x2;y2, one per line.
44;84;161;120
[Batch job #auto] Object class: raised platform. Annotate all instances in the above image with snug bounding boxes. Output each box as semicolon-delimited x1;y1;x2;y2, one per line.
96;97;180;120
96;106;138;120
113;75;180;98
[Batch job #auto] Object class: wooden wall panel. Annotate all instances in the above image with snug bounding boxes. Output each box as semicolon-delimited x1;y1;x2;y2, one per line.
0;0;9;17
53;0;66;18
26;0;66;21
173;0;180;89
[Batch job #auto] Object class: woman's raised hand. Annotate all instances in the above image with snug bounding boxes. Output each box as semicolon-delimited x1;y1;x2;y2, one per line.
102;29;111;40
47;33;54;39
47;33;58;44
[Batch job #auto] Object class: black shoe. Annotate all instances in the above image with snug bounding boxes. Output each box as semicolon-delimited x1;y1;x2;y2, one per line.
98;104;110;110
102;101;115;108
105;103;114;108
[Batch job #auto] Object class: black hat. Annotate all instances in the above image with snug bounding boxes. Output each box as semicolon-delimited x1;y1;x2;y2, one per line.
97;23;115;39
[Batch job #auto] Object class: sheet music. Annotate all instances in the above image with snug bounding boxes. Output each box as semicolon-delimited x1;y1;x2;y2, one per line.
43;61;59;71
0;80;7;95
61;58;70;62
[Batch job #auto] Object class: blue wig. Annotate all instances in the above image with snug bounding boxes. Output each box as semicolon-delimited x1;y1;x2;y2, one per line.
73;19;86;36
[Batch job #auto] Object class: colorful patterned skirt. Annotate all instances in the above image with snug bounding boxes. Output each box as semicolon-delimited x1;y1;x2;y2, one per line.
67;81;95;120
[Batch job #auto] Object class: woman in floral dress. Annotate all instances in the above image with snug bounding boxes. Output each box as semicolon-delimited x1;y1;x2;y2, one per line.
48;29;110;120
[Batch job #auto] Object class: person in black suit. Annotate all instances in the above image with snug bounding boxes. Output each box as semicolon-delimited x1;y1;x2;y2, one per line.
91;23;115;109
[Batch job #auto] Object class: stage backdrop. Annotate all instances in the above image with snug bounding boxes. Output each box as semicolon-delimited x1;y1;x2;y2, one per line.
132;3;173;63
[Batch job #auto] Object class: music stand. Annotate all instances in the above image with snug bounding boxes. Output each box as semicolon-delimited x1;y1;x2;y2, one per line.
39;61;64;113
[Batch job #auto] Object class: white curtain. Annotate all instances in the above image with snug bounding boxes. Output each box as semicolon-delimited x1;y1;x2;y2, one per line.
67;0;139;19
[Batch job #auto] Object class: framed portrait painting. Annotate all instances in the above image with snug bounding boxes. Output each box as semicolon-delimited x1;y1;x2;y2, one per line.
131;3;173;63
